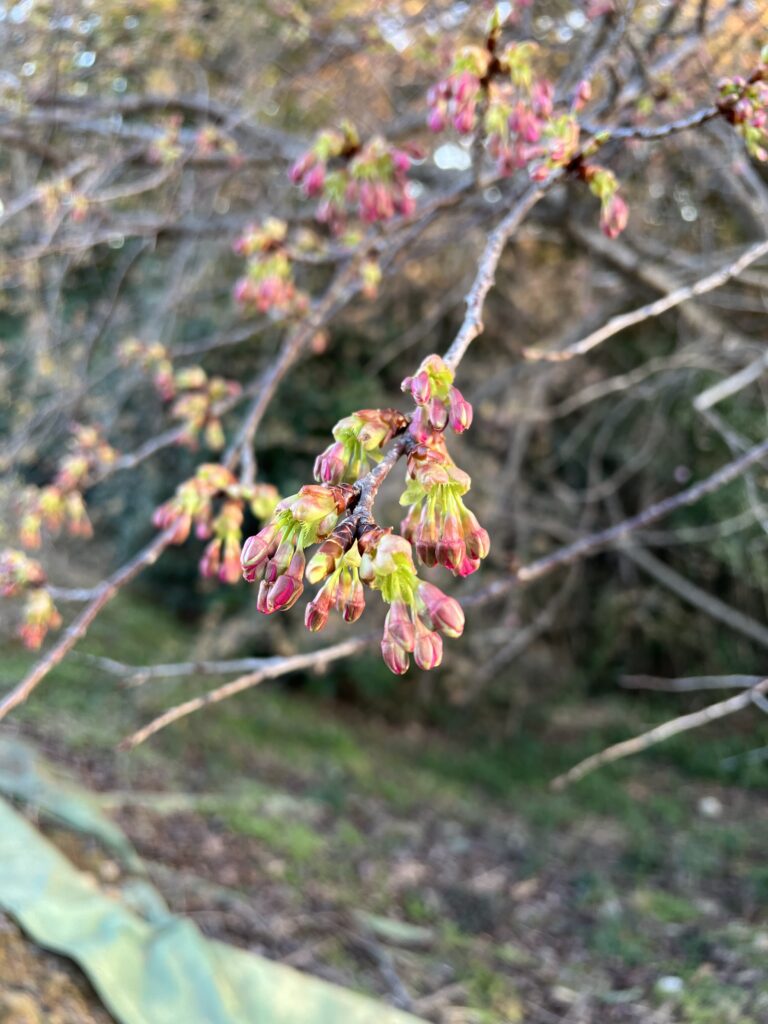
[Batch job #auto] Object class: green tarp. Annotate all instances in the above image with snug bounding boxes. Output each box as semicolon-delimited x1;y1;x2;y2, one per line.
0;740;424;1024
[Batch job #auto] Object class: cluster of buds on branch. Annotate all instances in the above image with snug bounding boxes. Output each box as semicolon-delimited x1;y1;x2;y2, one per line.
233;217;308;318
427;8;627;236
314;409;408;485
362;532;464;674
240;353;488;675
241;484;356;613
119;341;240;450
0;549;61;650
19;425;116;551
290;121;417;230
718;55;768;162
154;463;278;584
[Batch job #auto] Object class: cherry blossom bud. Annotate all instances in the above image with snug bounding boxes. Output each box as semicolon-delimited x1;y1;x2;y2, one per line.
461;508;491;559
573;80;592;112
241;522;279;582
381;637;410;675
454;553;481;577
306;535;345;584
600;193;629;239
342;577;366;623
200;539;222;578
305;586;333;631
417;582;465;639
448;387;473;433
314;441;347;484
385;601;416;652
428;396;448;431
453;104;476;134
436;511;466;571
303;163;326;197
415;515;439;568
413;619;443;670
219;537;243;585
267;573;303;612
427;107;447;133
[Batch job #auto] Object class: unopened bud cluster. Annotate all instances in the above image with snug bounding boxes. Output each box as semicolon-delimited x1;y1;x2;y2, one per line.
241;484;355;613
19;425;116;551
314;408;408;485
718;59;768;162
290;121;417;230
154;463;278;584
426;7;630;238
120;341;241;449
0;549;61;650
233;217;308;318
240;352;489;676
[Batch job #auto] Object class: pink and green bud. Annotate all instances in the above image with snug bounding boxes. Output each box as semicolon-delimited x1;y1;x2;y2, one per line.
342;577;366;623
461;508;491;560
305;585;334;632
314;440;347;484
416;582;464;639
435;511;466;572
600;193;629;239
241;521;280;582
448;388;473;433
381;637;410;675
385;601;416;652
413;618;443;670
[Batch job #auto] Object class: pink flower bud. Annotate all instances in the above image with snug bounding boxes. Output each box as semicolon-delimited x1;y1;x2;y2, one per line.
415;515;439;568
453;104;476;134
454;71;478;106
305;586;333;632
342;578;366;623
448;387;473;433
407;407;434;444
428;397;448;431
385;601;415;652
436;512;466;571
460;508;490;560
392;149;411;173
600;194;629;239
417;582;465;639
266;572;303;613
573;80;592;111
532;80;554;120
454;553;481;577
200;539;221;578
413;620;443;670
427;107;447;133
303;163;325;197
382;637;410;675
241;522;279;582
219;538;243;585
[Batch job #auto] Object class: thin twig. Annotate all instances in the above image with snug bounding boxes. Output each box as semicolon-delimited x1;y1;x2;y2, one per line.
524;237;768;362
118;636;371;749
442;183;548;372
551;679;768;790
621;674;764;691
0;525;179;722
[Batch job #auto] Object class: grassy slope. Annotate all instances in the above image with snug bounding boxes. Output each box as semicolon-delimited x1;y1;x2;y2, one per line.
2;594;768;1023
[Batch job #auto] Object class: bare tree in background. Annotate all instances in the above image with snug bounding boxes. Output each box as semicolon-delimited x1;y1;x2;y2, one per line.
1;0;768;781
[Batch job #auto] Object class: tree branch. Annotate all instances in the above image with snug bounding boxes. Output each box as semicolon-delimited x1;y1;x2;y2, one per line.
551;678;768;790
524;237;768;362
